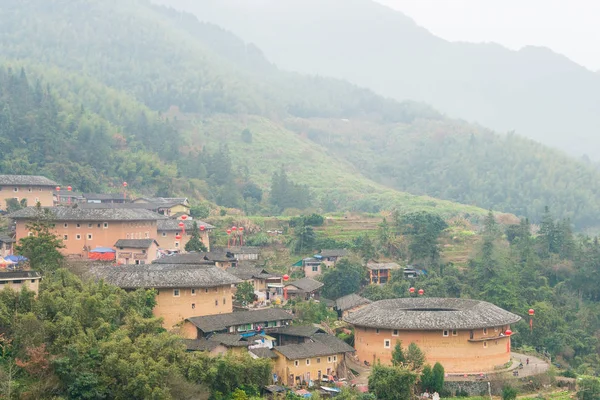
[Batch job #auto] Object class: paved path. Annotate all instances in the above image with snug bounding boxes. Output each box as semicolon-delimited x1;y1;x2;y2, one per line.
511;352;549;378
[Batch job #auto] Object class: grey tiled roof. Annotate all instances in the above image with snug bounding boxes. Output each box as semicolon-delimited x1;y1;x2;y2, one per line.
183;339;220;352
335;293;372;312
114;239;158;249
228;267;275;281
8;207;166;221
344;298;522;330
0;235;15;243
153;252;235;264
250;347;278;359
157;219;214;231
0;271;41;279
320;249;349;257
366;262;401;270
80;202;183;210
87;264;241;289
208;333;250;347
83;193;127;201
214;246;260;254
186;309;293;333
271;325;325;338
274;333;354;360
0;175;57;186
286;277;324;293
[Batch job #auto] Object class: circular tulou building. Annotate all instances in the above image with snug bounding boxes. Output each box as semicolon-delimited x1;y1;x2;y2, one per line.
344;297;521;373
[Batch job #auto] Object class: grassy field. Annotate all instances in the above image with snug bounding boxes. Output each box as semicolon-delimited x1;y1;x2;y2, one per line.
192;114;489;219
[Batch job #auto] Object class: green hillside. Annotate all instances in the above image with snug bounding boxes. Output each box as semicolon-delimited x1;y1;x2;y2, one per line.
161;0;600;159
3;0;600;229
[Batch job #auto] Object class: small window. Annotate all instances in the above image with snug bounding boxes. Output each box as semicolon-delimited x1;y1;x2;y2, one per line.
470;330;474;339
162;232;166;237
88;223;93;228
76;234;81;240
215;299;218;306
173;289;180;297
28;187;32;192
175;242;179;248
443;330;449;337
97;224;101;228
483;341;488;348
12;280;22;284
205;288;209;293
145;232;149;238
494;326;499;332
452;329;458;336
312;266;318;272
392;329;399;336
103;222;108;228
191;288;196;296
31;279;35;283
294;361;299;367
223;298;226;305
483;328;488;335
63;235;68;240
328;356;332;363
317;358;321;363
63;223;68;228
376;328;380;334
126;234;130;239
333;355;337;362
306;359;310;365
87;234;92;240
34;197;39;203
384;340;391;348
192;303;195;309
13;187;18;192
27;232;33;237
76;223;81;228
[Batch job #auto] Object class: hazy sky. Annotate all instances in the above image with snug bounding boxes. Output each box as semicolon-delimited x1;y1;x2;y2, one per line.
375;0;600;71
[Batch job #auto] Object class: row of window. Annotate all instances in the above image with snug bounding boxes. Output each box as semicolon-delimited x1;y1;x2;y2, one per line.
0;279;37;284
374;327;499;337
125;233;151;239
1;187;44;192
294;356;337;367
65;223;109;229
172;288;220;297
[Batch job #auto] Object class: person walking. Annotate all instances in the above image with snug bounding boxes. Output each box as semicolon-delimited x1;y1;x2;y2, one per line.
526;358;530;365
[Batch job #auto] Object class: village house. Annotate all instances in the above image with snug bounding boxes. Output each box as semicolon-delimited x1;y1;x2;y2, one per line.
157;219;213;252
334;293;372;319
270;325;327;346
366;261;401;284
345;297;521;373
228;267;283;301
272;333;355;386
88;263;241;329
114;239;160;265
284;277;324;301
214;246;261;261
184;334;255;356
9;207;165;257
181;308;294;339
0;234;14;257
83;193;128;204
132;197;189;206
54;191;86;205
154;251;236;269
80;201;190;217
318;249;349;267
0;175;58;208
0;270;42;295
293;257;324;278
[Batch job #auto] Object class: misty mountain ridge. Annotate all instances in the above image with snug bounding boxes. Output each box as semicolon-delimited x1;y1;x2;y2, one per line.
157;0;600;159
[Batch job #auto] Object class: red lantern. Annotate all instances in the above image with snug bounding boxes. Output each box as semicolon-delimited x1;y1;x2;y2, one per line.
181;215;188;220
528;309;535;316
56;186;61;192
418;289;424;296
239;227;244;232
175;234;182;240
67;186;72;192
283;274;289;281
178;222;184;228
232;226;237;231
505;329;512;336
226;229;231;235
409;287;415;294
123;182;128;187
200;225;205;231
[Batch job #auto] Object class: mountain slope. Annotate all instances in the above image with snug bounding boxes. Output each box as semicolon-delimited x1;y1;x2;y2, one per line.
159;0;600;159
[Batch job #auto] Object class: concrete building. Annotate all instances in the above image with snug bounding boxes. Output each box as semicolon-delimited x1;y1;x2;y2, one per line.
318;249;349;267
0;235;15;257
0;175;58;208
214;246;261;261
114;239;160;265
366;262;401;285
88;263;241;330
157;219;213;252
9;207;164;257
272;333;355;386
228;267;283;300
284;277;324;301
344;298;521;373
181;308;294;339
0;270;42;295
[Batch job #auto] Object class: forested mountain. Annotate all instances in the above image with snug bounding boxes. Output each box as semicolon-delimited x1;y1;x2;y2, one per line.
158;0;600;159
3;0;600;228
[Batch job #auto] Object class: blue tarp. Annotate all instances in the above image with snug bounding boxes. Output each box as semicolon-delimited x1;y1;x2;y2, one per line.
5;255;27;262
90;247;116;253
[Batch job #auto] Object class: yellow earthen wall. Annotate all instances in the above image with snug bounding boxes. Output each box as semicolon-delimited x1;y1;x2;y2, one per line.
273;351;344;386
0;185;54;208
0;278;40;295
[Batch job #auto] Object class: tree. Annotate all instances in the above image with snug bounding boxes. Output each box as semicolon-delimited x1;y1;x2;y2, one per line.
5;198;26;213
353;233;376;262
292;300;337;324
368;363;417;400
241;128;252;144
502;385;518;400
320;259;365;300
577;377;600;400
235;281;256;305
190;204;210;219
391;341;406;367
431;362;445;393
14;205;64;272
399;212;447;263
291;224;316;254
185;221;207;252
406;342;426;371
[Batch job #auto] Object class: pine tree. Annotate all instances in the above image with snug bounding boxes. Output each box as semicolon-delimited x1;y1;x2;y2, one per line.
184;222;207;252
